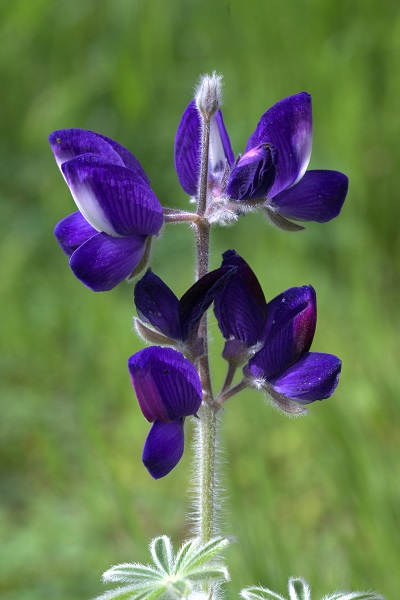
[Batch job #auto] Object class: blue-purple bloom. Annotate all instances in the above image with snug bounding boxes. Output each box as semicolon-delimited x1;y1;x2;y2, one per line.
175;93;348;228
128;346;202;479
214;250;341;413
134;266;235;355
49;129;163;291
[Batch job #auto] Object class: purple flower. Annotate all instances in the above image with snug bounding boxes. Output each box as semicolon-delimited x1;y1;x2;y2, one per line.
128;346;202;478
214;250;341;413
49;129;163;291
175;94;348;228
134;266;235;355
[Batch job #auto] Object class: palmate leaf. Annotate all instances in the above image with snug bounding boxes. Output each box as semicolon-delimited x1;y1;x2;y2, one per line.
321;593;385;600
241;586;286;600
94;535;230;600
241;578;385;600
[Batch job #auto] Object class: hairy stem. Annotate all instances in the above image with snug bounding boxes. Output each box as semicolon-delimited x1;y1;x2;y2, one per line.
196;108;213;402
196;221;212;401
196;402;220;543
197;115;211;218
192;107;220;566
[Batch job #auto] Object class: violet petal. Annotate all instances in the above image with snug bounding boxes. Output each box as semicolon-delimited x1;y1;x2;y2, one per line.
49;129;125;170
62;155;163;237
96;133;150;183
268;352;342;403
134;271;181;340
245;93;312;197
70;232;147;291
270;170;349;223
246;286;316;378
179;266;235;341
226;143;277;200
174;100;200;196
142;419;185;479
54;211;97;256
128;347;202;422
214;250;267;346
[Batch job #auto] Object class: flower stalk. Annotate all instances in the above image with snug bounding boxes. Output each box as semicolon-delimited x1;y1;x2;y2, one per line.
194;92;219;551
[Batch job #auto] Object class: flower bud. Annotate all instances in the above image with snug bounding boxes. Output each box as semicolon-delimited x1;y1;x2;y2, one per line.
195;72;223;118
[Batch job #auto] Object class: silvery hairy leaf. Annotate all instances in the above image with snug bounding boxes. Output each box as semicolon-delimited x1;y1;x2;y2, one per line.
94;535;229;600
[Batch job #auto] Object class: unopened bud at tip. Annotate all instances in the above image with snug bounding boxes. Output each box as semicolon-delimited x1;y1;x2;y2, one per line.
195;72;223;118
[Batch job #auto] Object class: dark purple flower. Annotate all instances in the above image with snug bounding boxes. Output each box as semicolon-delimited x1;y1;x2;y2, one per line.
134;266;235;355
50;129;163;291
175;94;348;227
214;250;341;412
128;346;202;478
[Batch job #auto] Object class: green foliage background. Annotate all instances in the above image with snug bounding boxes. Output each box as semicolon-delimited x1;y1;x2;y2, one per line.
1;0;399;598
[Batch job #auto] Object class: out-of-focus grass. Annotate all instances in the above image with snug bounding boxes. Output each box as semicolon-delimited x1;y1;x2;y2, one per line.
1;0;399;598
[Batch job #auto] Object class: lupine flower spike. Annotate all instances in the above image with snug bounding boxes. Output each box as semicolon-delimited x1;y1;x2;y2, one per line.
128;346;202;478
214;250;342;414
175;92;348;229
49;129;163;291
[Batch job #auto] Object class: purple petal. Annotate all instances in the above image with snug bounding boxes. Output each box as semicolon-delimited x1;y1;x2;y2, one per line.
179;266;235;341
214;250;267;346
96;133;150;183
269;170;349;223
142;419;185;479
245;93;312;197
261;291;285;339
54;211;97;256
49;129;125;169
268;352;342;403
70;232;147;291
134;271;181;340
226;143;277;201
209;110;235;173
62;155;163;236
174;101;200;196
128;347;202;422
245;286;316;378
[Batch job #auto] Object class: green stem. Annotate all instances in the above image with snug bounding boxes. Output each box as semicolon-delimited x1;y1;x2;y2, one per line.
196;221;213;401
192;105;220;556
197;402;219;543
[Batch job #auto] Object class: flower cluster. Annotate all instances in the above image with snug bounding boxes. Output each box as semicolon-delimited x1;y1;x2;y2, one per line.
128;248;341;476
49;83;347;479
175;91;348;229
214;250;341;415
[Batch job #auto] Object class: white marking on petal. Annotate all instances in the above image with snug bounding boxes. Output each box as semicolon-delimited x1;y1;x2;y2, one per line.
69;181;118;236
291;123;313;187
209;114;227;173
55;151;73;171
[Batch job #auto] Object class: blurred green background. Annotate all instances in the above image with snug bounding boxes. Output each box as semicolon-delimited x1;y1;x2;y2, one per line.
1;0;400;598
